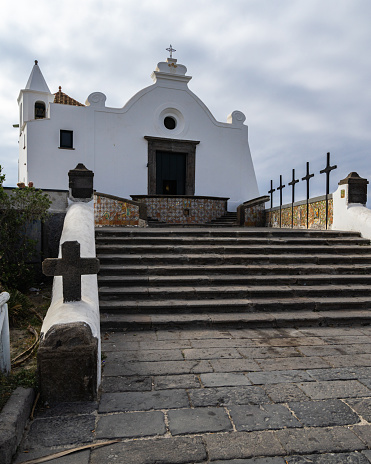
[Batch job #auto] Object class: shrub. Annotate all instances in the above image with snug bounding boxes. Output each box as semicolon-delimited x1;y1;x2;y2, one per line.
0;166;51;290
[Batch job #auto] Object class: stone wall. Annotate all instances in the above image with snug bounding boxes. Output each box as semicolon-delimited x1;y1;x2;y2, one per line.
94;192;147;227
265;195;333;229
131;195;228;225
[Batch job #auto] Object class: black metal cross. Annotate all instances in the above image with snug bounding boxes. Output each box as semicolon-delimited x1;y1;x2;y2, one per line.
288;169;299;228
42;241;100;303
276;175;286;228
268;180;275;209
320;152;337;230
166;44;176;58
302;162;314;229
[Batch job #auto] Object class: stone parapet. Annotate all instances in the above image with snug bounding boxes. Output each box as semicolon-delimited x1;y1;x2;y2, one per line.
265;195;333;229
131;195;229;225
237;195;269;226
94;192;147;227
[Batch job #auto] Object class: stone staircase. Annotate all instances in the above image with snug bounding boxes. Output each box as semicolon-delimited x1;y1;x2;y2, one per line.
96;227;371;330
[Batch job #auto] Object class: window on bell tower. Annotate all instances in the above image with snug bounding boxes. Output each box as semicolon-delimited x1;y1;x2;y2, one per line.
35;101;46;119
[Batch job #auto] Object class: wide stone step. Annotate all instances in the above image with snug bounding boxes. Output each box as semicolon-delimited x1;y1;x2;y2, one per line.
98;296;371;312
97;274;371;287
97;253;371;265
96;244;371;255
100;309;371;330
98;284;371;301
95;236;370;246
97;263;371;276
95;227;362;238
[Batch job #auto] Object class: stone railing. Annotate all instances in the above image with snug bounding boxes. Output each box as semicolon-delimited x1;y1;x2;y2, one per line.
131;195;229;225
237;195;270;226
94;192;147;227
39;164;100;403
265;195;333;229
0;292;11;374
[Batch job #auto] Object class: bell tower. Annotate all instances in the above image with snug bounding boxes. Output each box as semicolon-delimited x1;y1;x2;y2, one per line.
17;61;54;183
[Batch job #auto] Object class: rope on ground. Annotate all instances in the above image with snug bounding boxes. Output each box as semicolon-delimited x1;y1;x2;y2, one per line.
11;325;39;367
20;440;121;463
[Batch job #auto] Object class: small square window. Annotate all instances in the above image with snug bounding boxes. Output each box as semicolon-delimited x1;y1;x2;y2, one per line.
60;130;73;149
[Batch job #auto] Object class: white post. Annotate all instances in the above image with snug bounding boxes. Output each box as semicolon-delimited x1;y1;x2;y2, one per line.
0;292;11;374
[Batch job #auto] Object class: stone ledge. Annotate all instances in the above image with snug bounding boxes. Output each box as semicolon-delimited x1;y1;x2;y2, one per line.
0;387;35;464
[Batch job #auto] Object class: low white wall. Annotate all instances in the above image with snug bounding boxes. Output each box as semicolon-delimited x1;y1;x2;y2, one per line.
40;200;101;388
333;183;371;240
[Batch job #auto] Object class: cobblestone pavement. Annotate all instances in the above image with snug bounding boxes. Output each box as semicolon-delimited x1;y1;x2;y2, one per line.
14;326;371;463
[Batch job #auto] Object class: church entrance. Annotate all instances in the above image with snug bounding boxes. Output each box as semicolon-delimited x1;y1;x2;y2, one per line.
145;136;200;196
156;151;186;195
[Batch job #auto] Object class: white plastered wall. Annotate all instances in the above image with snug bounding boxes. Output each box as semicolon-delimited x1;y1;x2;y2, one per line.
333;183;371;240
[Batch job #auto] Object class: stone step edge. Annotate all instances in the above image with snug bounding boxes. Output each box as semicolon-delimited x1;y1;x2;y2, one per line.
98;297;371;311
99;309;371;330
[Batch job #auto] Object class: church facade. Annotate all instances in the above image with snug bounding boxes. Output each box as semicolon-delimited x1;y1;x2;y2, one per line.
18;53;259;212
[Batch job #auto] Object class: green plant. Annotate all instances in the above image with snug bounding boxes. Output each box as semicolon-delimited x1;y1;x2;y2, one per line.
0;369;37;411
0;166;51;291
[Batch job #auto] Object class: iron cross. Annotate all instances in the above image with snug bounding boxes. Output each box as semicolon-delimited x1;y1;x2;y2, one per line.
320;152;337;196
166;44;176;58
42;241;100;303
288;169;299;204
268;180;276;208
302;162;314;229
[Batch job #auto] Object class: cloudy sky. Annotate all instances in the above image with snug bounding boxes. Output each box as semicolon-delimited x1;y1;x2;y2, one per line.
1;0;371;206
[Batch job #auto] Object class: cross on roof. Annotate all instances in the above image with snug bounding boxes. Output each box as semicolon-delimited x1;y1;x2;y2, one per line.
42;241;100;303
166;44;176;58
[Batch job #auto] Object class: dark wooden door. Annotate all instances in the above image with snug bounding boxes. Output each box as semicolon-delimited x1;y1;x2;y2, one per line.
156;151;186;195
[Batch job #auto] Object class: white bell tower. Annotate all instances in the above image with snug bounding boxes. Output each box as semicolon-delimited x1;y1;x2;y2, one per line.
17;61;54;183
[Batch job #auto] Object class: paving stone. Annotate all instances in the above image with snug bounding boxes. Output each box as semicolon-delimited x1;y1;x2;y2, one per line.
238;346;301;359
285;452;370;463
288;399;361;427
96;411;165;438
321;336;371;346
351;425;371;447
321;354;371;368
103;359;213;376
298;380;371;399
101;375;152;392
23;415;95;448
211;458;286;464
253;337;326;346
35;401;98;418
347;398;371;422
190;338;257;348
209;358;261;372
200;373;252;387
228;403;301;431
362;450;371;461
204;430;284;461
299;327;365;337
99;389;189;413
263;383;311;403
154;374;201;390
188;385;270;407
274;426;366;454
182;347;242;360
105;349;184;362
104;331;158;342
359;378;371;389
257;356;331;371
90;436;207;463
297;345;364;357
231;328;303;339
156;329;232;340
102;341;141;351
14;448;90;463
167;407;232;435
306;367;361;381
247;370;313;385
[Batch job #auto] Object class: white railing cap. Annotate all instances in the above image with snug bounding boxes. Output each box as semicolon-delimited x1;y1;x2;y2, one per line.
0;292;10;306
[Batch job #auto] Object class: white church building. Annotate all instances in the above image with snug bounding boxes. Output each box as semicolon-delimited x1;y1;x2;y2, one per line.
18;51;259;217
